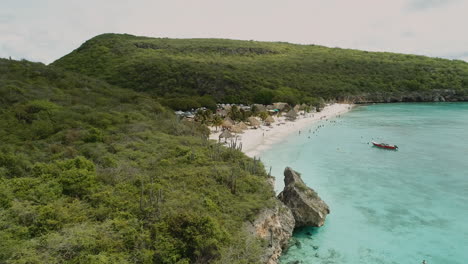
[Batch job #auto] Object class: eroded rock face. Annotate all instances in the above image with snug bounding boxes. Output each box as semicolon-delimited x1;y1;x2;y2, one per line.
278;167;330;227
249;167;330;263
246;199;295;264
337;89;468;104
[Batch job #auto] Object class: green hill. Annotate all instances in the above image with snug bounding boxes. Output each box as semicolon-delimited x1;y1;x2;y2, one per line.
53;33;468;108
5;33;468;263
0;58;274;263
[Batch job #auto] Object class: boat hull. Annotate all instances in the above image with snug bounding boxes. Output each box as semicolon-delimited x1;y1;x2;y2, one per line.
372;141;398;150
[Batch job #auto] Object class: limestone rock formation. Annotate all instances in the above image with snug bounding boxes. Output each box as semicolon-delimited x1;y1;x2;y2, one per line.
339;89;468;104
278;167;330;227
246;199;295;264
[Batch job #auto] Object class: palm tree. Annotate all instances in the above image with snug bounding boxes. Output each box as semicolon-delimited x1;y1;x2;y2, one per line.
258;111;269;121
212;115;223;131
195;109;213;124
228;105;241;121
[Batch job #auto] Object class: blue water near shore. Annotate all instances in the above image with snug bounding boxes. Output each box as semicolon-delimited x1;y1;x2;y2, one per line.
261;103;468;264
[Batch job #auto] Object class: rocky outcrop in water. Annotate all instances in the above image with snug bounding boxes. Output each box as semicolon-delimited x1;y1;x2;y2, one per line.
278;167;330;227
250;167;330;263
247;199;295;264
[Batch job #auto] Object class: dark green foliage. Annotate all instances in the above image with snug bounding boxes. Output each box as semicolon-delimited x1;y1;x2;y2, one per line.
0;59;273;263
228;105;242;121
53;33;468;105
153;213;226;263
163;95;216;111
33;157;96;197
254;88;275;105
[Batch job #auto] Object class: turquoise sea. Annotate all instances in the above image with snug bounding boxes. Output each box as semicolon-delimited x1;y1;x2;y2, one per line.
261;103;468;264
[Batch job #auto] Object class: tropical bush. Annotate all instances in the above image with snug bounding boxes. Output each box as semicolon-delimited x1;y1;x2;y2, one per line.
53;33;468;106
0;59;274;263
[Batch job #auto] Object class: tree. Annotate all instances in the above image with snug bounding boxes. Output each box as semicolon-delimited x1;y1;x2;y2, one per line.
153;214;227;263
212;115;223;131
258;111;269;121
250;105;259;115
228;105;242;121
195;109;212;125
197;96;217;110
253;88;275;105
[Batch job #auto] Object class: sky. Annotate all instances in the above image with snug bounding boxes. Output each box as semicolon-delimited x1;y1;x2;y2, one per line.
1;0;468;64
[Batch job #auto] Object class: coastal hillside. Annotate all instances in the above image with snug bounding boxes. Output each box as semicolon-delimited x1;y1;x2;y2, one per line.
53;33;468;108
0;58;274;263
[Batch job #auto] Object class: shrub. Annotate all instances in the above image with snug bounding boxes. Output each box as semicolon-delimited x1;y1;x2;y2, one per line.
153;213;228;263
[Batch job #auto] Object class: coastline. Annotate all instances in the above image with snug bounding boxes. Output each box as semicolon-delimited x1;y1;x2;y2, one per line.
209;103;353;158
215;103;353;264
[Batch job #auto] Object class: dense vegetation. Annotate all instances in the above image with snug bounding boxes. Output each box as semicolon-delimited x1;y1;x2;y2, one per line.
0;58;274;263
54;34;468;108
5;33;468;263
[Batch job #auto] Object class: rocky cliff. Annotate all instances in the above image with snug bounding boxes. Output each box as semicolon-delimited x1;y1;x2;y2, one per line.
247;199;295;264
250;167;331;263
338;89;468;104
278;167;330;227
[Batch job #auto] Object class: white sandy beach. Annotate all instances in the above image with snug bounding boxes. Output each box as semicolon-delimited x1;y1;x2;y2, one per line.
209;103;353;158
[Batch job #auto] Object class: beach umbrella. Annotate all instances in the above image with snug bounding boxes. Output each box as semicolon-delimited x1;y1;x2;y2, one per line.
219;130;234;142
252;104;267;112
222;119;233;129
273;102;288;111
264;116;275;125
248;116;261;127
285;109;298;121
238;121;249;130
231;125;244;134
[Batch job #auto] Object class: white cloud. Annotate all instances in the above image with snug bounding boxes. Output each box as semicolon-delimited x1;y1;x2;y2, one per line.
0;0;467;64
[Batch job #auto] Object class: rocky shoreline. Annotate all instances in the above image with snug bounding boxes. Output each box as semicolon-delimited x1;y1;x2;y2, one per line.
338;89;468;104
248;167;330;264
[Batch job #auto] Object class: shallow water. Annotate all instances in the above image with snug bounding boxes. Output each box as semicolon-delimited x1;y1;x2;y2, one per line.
261;103;468;264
